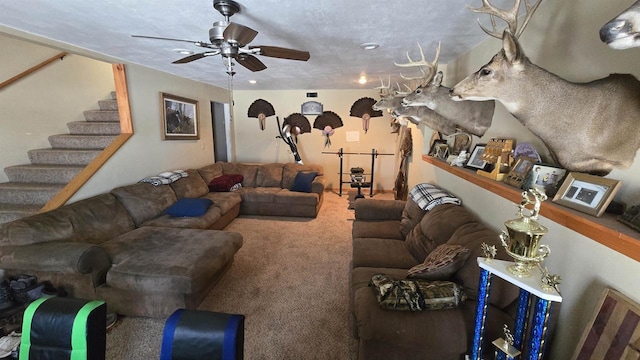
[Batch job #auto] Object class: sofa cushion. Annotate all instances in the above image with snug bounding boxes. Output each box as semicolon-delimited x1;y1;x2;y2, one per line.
165;198;213;217
282;163;323;189
399;199;428;239
202;192;242;214
111;183;177;227
101;227;242;294
407;244;470;280
0;193;134;246
352;238;419;269
405;204;479;262
290;171;317;193
141;206;223;230
208;174;244;192
351;267;468;352
170;170;209;199
220;163;259;187
238;187;280;203
352;220;404;241
197;163;224;184
255;163;284;187
274;190;319;206
447;223;520;309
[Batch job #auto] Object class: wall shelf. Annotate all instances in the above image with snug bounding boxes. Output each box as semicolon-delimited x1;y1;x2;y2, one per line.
422;155;640;262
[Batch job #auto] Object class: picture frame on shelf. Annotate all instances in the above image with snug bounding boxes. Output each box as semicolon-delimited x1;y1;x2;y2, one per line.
524;163;567;198
503;156;537;188
552;172;622;217
428;139;448;158
464;144;489;171
160;92;199;140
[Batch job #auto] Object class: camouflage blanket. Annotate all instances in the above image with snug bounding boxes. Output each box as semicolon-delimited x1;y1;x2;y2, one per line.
369;274;467;311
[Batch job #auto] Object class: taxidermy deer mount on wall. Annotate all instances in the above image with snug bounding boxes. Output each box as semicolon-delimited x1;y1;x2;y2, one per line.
450;0;640;176
600;0;640;49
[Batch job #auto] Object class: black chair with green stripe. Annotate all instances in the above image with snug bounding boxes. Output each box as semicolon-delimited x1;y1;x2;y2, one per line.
20;297;106;360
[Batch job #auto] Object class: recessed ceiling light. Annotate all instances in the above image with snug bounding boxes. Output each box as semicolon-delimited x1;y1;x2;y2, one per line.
248;80;257;84
173;48;194;55
360;42;380;50
358;75;367;84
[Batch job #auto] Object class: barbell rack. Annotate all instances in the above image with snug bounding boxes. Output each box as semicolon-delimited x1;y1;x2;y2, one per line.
322;148;394;197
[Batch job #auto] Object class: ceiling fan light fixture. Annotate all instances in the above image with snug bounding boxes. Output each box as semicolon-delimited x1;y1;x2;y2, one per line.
360;42;380;50
174;48;194;55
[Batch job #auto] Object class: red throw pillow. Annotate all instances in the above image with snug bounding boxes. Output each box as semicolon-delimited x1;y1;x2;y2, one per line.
208;174;244;192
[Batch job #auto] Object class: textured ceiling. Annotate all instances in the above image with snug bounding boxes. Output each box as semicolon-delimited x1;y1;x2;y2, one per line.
0;0;518;90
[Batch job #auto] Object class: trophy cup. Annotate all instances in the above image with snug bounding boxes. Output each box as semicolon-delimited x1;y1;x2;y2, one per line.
499;188;550;277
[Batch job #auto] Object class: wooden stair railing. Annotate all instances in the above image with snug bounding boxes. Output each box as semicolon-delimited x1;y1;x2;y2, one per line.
39;64;134;212
0;52;67;91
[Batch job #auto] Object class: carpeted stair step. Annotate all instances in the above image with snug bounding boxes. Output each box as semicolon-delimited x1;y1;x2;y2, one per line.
98;99;118;111
67;121;121;135
83;110;119;122
48;134;117;149
28;148;101;166
0;203;42;224
5;164;84;184
0;182;64;205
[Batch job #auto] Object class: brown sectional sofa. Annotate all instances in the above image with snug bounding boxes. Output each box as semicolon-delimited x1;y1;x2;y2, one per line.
0;162;325;317
350;196;520;360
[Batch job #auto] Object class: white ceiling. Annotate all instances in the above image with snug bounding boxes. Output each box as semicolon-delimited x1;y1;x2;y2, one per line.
0;0;518;91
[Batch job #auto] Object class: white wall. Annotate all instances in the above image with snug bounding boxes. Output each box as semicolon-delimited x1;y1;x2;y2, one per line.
0;33;114;182
69;63;230;201
0;33;230;203
232;89;404;193
436;0;640;358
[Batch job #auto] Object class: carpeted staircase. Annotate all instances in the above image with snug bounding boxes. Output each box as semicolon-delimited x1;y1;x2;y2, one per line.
0;92;120;224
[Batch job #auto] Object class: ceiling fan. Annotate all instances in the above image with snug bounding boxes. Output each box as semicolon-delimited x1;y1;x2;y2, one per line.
132;0;310;75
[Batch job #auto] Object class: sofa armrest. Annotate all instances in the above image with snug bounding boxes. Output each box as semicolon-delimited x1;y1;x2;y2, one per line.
311;175;326;195
354;199;406;221
0;242;111;275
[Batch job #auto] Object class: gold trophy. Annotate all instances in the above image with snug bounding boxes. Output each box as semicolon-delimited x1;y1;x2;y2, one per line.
499;188;550;277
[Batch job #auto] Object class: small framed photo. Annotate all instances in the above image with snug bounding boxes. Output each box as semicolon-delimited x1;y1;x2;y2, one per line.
160;92;199;140
428;139;448;157
464;143;489;171
503;156;537;188
524;163;567;198
552;172;622;217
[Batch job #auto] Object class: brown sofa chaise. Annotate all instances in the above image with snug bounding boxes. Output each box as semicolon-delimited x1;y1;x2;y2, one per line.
0;161;324;317
350;192;521;360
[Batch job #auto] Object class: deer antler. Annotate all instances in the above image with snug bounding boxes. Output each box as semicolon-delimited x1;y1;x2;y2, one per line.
393;82;413;97
394;42;441;86
467;0;543;38
373;75;392;97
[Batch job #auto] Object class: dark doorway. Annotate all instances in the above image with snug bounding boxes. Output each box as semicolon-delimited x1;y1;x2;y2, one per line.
211;101;231;162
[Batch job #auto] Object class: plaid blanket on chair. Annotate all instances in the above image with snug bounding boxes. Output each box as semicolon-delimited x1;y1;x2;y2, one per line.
409;183;461;211
139;170;188;186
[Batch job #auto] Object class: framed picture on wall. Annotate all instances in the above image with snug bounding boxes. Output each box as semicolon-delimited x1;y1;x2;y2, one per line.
160;92;199;140
553;172;621;217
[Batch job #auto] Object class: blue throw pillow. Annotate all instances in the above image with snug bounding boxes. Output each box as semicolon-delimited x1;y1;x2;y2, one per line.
290;171;317;193
166;198;213;217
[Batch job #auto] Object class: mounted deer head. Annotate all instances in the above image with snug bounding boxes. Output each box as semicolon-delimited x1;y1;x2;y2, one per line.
450;29;640;175
392;105;458;135
600;0;640;49
402;71;495;137
394;42;441;86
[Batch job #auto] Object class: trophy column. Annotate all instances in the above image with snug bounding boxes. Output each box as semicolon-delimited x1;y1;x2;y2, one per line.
469;257;562;360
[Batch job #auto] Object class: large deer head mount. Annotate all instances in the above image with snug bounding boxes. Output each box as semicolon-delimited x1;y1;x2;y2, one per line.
402;71;495;137
392;105;458;135
394;42;441;87
451;0;640;175
600;0;640;49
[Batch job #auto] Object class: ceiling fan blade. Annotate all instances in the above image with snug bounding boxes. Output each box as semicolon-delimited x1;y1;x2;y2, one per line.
132;35;201;44
236;55;267;72
251;46;310;61
223;22;258;46
172;50;221;64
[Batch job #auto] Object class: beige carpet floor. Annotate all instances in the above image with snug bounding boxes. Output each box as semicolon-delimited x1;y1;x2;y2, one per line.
105;190;394;360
